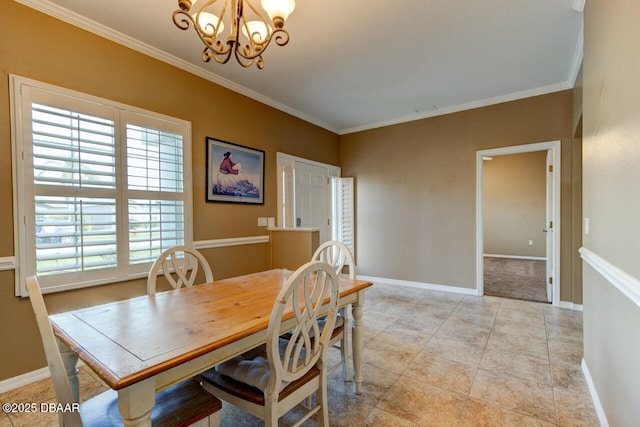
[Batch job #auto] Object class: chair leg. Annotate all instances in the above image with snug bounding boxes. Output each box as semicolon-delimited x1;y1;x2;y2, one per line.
341;308;353;381
264;396;278;427
316;374;330;427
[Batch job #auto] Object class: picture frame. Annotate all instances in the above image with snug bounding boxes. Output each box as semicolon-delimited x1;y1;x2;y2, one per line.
206;137;265;204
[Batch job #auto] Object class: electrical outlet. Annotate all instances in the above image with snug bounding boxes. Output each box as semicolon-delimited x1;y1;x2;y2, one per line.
528;240;533;246
267;217;275;227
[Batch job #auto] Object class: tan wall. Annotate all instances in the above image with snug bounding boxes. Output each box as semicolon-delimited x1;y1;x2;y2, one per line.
483;151;547;258
340;91;579;300
582;0;640;424
0;1;339;381
268;229;319;270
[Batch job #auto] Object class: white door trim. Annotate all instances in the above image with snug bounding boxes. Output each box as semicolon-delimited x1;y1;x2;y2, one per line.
476;140;561;305
276;152;341;230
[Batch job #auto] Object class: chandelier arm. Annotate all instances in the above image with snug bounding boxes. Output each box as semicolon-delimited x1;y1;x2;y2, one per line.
233;47;263;68
234;27;288;61
272;29;290;47
173;10;194;31
211;46;234;64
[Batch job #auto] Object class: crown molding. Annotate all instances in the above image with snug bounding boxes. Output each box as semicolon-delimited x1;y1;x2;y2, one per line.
340;81;573;135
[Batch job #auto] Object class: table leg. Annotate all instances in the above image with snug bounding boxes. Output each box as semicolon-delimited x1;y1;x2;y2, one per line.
118;379;154;427
351;291;365;394
57;340;79;402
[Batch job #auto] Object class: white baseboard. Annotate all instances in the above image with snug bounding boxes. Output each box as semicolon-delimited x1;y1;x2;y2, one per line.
0;359;87;394
582;358;609;427
356;275;479;296
359;274;584;310
484;254;547;261
0;367;50;394
558;301;584;311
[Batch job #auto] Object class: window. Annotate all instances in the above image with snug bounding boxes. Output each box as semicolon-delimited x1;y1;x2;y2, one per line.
11;76;193;295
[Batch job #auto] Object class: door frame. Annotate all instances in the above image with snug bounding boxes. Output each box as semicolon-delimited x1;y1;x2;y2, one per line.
276;153;341;235
475;140;561;305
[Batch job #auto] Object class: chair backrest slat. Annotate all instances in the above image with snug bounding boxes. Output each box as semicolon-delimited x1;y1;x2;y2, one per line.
311;240;356;279
147;245;214;294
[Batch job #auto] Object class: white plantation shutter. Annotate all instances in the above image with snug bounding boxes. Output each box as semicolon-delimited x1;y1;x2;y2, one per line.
30;98;119;285
332;177;355;261
11;76;192;295
124;121;187;265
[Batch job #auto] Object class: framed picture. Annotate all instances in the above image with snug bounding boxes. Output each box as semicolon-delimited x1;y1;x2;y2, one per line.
206;137;265;204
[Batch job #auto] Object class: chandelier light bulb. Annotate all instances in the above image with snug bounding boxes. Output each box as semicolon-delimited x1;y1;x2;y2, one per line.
261;0;295;25
242;20;269;43
197;11;224;36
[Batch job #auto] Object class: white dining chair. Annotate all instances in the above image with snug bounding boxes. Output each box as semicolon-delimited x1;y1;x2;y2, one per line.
26;276;222;427
311;240;356;381
200;260;340;427
147;245;214;294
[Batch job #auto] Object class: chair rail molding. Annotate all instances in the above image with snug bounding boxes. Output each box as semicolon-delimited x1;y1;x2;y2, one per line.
0;256;16;271
194;235;269;250
579;246;640;309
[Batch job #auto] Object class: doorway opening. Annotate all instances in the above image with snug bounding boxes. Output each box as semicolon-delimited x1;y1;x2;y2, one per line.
476;141;561;305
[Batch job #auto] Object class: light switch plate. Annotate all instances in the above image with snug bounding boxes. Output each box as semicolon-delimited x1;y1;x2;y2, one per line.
258;217;267;227
267;217;275;227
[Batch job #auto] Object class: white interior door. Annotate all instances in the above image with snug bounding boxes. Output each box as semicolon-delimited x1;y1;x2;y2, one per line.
545;149;554;302
294;161;329;243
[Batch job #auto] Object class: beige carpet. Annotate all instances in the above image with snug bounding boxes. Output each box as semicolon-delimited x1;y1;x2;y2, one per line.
484;256;549;303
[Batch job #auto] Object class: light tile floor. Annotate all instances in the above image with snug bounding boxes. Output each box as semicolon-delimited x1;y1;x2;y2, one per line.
0;283;599;426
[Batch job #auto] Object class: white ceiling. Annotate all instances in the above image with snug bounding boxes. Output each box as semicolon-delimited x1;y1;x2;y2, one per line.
19;0;584;135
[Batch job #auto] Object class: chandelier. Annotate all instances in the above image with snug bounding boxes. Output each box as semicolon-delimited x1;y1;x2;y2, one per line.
173;0;296;69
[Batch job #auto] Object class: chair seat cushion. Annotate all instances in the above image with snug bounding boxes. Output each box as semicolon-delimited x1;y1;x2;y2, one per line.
213;338;303;393
201;363;320;407
211;328;335;394
213;344;274;392
79;378;221;427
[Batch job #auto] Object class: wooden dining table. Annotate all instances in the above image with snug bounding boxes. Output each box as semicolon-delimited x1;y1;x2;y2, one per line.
49;269;373;427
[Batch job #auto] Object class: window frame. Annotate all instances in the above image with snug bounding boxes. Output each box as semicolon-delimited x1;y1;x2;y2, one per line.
10;75;193;296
